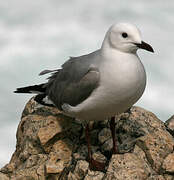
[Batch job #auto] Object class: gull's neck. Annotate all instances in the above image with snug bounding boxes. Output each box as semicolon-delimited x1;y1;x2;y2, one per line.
101;38;138;61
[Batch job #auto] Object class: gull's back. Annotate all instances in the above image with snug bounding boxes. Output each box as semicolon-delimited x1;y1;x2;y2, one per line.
46;49;101;109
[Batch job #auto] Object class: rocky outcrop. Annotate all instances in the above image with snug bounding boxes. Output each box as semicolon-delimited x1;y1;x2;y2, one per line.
1;97;174;180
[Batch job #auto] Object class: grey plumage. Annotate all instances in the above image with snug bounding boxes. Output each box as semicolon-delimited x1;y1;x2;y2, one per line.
15;50;100;110
39;69;58;76
41;50;100;110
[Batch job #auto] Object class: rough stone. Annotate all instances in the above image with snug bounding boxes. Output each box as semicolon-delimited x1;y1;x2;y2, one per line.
136;130;174;173
1;97;174;179
0;173;9;180
37;116;63;146
105;153;152;179
46;161;64;174
147;175;165;180
49;139;72;166
98;128;111;144
165;115;174;136
68;171;77;180
162;153;174;173
101;138;113;153
84;170;104;180
73;160;89;179
73;145;88;161
164;174;174;180
92;151;107;164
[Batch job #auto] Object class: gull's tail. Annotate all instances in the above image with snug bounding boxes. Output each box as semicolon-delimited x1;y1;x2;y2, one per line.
14;84;46;94
14;84;54;107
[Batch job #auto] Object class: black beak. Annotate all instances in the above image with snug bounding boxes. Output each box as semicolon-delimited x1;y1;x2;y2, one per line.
135;41;154;53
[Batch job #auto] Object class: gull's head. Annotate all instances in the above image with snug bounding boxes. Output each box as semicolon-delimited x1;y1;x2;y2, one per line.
102;22;154;53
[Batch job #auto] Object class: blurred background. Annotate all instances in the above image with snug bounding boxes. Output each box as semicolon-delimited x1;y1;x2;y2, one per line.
0;0;174;167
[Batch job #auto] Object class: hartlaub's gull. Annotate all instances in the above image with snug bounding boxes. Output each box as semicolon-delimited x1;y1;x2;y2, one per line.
15;22;154;171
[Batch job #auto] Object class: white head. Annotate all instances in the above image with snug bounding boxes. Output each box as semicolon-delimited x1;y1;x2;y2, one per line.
102;22;154;54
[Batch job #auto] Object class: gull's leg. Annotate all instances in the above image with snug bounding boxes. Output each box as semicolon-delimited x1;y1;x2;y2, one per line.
85;124;105;171
110;117;117;154
85;124;92;161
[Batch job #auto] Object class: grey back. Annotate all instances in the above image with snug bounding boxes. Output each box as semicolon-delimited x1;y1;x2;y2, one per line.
45;50;101;110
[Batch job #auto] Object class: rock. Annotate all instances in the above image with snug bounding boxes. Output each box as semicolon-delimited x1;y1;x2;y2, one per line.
147;175;165;180
37;116;63;146
105;152;152;179
163;174;174;180
98;128;111;144
162;153;174;173
73;145;88;161
46;161;65;174
101;138;113;153
136;130;174;173
72;160;89;179
84;170;104;180
0;173;9;180
92;151;107;165
115;106;167;151
165;115;174;136
68;172;77;180
1;97;174;179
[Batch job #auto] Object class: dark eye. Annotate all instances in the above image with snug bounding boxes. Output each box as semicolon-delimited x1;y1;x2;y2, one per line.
122;32;128;38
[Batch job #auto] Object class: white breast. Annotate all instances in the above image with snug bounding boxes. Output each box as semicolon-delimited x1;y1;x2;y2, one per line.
99;51;146;110
68;51;146;121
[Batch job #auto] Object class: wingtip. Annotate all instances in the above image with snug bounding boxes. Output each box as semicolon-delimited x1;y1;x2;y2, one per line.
13;89;22;93
14;89;19;93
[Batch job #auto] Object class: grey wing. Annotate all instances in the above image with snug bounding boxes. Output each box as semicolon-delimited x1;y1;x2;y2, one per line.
46;51;100;110
47;66;100;110
39;69;59;76
61;67;100;107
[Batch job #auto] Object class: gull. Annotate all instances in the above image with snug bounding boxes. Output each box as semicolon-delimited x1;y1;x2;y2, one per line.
14;22;154;171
